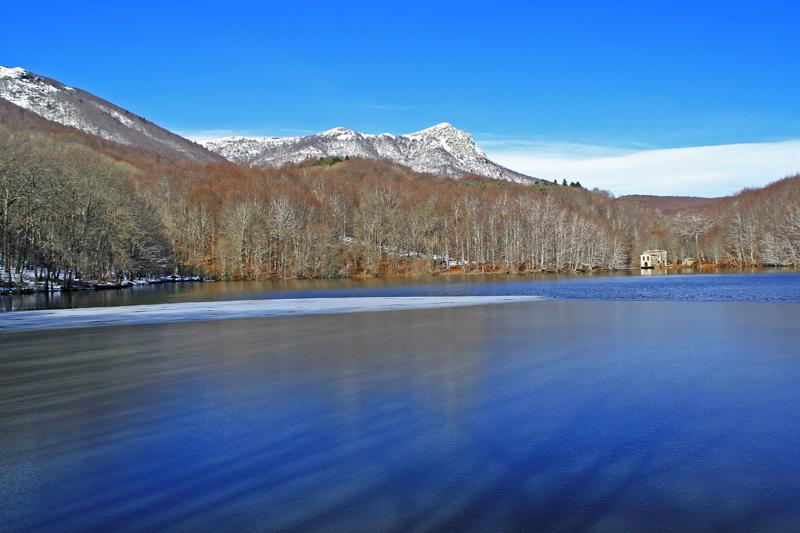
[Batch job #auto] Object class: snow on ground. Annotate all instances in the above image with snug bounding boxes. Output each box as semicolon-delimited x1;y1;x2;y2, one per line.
0;296;542;332
0;260;203;294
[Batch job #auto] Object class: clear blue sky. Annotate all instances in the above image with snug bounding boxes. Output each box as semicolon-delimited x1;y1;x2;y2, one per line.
3;0;799;195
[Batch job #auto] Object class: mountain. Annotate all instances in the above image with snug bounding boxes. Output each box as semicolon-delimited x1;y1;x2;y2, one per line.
203;123;539;184
1;66;535;182
0;66;224;164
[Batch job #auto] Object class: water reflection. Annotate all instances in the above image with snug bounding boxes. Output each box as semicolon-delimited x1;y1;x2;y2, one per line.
2;267;799;312
2;301;800;531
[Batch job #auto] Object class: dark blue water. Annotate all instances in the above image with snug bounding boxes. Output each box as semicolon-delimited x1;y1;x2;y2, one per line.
260;271;800;302
2;299;800;532
2;269;800;311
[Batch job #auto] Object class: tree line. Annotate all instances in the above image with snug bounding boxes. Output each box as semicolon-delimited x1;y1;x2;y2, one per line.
1;127;170;285
135;156;625;279
635;175;800;267
1;124;798;288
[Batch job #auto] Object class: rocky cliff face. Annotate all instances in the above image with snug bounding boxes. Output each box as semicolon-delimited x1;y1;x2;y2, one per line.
0;66;224;164
203;123;538;184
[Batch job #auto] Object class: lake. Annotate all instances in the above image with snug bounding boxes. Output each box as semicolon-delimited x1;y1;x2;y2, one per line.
2;271;800;532
2;267;799;312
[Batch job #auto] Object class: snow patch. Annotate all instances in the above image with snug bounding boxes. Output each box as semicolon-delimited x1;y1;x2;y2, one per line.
0;66;32;80
320;127;359;141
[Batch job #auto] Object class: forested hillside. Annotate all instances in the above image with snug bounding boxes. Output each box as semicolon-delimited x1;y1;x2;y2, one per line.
1;123;797;290
640;175;800;267
619;195;723;215
1;127;171;285
133;156;627;279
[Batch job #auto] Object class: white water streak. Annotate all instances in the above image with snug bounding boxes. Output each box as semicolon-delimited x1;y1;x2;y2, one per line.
0;296;542;331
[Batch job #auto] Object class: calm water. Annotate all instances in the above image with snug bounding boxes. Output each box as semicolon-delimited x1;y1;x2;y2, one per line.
2;273;800;532
2;268;799;311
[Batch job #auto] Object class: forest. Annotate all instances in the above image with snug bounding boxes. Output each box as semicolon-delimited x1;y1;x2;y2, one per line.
1;124;799;289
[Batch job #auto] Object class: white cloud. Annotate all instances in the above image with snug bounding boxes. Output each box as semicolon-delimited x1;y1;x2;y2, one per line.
482;140;800;197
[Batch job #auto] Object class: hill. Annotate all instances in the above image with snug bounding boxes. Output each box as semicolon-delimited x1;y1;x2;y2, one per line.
620;195;722;214
0;66;225;164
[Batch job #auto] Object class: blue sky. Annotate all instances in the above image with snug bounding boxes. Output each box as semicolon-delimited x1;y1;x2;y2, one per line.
3;0;799;196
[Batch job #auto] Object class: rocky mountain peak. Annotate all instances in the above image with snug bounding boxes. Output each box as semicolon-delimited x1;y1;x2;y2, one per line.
412;122;457;135
203;124;536;184
406;122;486;160
0;66;36;81
320;127;358;140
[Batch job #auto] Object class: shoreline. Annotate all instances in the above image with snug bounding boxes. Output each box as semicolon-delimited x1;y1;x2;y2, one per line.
0;275;206;296
3;264;792;296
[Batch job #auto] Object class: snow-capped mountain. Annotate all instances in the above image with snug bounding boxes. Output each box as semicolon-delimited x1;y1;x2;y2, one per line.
203;123;538;184
0;66;223;164
1;66;536;182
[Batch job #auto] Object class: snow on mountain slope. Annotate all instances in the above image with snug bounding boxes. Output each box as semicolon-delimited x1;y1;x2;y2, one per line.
0;66;224;164
203;123;538;184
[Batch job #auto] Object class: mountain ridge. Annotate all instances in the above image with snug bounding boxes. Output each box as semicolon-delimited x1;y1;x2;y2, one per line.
203;123;539;184
1;65;536;183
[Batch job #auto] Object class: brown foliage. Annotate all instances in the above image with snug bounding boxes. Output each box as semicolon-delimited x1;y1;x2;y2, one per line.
126;156;628;279
9;116;794;282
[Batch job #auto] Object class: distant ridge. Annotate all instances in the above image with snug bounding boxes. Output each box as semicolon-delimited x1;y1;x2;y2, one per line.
621;195;722;214
203;123;539;184
0;66;225;164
